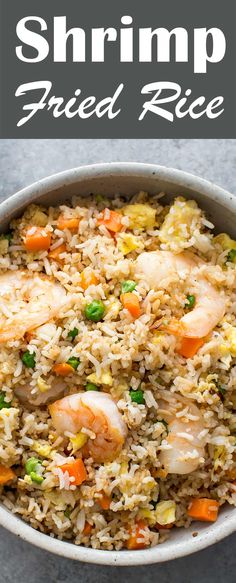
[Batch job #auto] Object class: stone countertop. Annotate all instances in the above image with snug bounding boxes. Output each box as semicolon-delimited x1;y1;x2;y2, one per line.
0;138;235;583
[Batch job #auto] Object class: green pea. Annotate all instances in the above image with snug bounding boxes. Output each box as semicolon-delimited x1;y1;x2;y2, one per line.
218;385;226;399
0;392;12;410
121;280;137;294
129;389;145;405
86;382;100;391
84;300;105;322
25;457;42;475
68;328;79;341
21;350;36;369
227;249;236;263
4;233;13;242
185;294;196;309
95;194;104;203
66;357;80;370
30;472;44;485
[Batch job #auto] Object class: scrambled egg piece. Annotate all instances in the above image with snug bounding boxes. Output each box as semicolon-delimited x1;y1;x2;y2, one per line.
214;233;236;252
32;441;52;458
87;371;113;386
116;381;129;396
106;297;121;319
37;377;50;393
214;445;226;470
121;204;156;230
120;461;129;475
0;238;9;255
159;197;201;245
70;431;88;454
155;500;176;525
152;332;165;345
225;325;236;356
24;205;48;227
117;233;140;255
138;508;157;526
219;342;230;357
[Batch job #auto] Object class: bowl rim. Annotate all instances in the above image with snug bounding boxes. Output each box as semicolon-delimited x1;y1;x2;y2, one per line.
1;162;236;220
0;502;235;566
0;161;236;565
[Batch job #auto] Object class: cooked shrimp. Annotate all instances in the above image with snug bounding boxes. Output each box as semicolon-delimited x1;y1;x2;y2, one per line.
158;391;206;475
136;250;225;338
49;391;128;463
0;271;68;342
15;378;66;408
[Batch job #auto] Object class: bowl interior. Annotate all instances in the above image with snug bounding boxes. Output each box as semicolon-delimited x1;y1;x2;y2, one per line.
0;163;235;565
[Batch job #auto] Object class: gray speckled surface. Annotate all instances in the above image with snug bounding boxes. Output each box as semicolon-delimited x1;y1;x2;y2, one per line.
0;139;236;582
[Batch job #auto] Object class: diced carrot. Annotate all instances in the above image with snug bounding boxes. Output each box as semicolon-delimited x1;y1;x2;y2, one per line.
98;492;112;510
121;292;141;319
0;464;16;485
187;498;220;522
57;216;80;232
83;521;93;536
25;331;34;343
126;520;149;550
60;458;87;486
155;522;174;530
151;468;168;479
177;337;205;358
97;209;123;233
48;243;67;263
24;227;51;251
53;363;74;376
80;269;98;290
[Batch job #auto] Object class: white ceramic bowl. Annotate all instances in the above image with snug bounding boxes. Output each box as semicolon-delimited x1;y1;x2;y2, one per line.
0;163;236;565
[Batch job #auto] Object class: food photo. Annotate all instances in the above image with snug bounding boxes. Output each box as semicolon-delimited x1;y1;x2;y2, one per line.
0;161;235;569
1;0;236;580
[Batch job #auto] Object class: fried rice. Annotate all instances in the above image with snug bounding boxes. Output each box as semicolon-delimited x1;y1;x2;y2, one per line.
0;190;235;551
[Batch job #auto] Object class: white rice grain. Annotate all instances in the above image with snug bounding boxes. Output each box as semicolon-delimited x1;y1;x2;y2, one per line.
76;509;86;532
